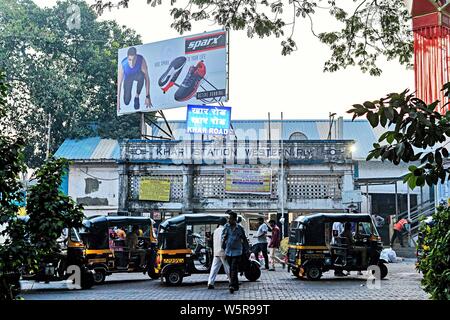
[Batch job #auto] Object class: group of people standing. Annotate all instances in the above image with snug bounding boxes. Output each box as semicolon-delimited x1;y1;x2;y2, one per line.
207;211;281;294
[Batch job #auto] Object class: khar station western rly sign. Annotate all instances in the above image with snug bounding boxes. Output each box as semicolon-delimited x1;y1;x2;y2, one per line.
120;140;353;165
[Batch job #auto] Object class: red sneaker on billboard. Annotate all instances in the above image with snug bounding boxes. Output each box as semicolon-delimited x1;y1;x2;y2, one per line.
174;61;206;102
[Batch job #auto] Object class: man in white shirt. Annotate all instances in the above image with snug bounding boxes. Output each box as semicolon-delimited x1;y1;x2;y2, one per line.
331;221;344;244
207;217;230;289
252;217;269;270
331;221;346;277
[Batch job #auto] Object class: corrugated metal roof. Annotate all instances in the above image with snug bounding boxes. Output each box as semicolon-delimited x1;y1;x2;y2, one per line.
91;139;120;159
54;137;119;160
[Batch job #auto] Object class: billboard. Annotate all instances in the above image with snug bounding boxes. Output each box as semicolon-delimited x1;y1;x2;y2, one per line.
117;30;228;115
186;104;231;135
139;179;171;202
224;168;272;194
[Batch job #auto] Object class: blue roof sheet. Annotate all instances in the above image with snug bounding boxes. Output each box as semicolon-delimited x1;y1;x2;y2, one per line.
54;137;119;160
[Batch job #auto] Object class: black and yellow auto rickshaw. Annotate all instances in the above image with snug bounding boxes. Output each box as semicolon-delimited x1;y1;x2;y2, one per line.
18;216;94;289
287;213;388;280
80;216;158;284
152;214;261;286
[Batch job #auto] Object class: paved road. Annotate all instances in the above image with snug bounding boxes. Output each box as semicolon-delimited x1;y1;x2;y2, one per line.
20;259;429;300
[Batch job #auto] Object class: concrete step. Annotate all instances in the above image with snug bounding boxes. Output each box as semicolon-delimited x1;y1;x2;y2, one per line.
390;245;417;259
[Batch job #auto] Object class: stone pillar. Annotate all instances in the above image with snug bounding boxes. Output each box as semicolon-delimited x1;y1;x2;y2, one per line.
182;165;194;214
118;162;129;213
277;165;289;236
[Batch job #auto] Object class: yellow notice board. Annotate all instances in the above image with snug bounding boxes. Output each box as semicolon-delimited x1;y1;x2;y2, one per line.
139;179;171;202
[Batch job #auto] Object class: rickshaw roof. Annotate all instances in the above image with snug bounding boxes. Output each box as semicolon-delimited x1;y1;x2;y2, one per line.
82;216;155;229
294;213;373;224
160;213;237;229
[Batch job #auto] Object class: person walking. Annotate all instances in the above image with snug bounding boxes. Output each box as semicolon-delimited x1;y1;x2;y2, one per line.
390;218;411;247
252;217;269;270
373;214;385;228
207;217;230;289
268;220;280;271
222;211;249;294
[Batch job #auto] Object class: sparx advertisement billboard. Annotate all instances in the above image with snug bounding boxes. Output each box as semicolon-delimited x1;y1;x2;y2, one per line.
117;30;228;115
224;168;272;194
186;104;231;135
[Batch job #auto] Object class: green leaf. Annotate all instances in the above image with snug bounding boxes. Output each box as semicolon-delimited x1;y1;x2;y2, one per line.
367;112;379;127
407;175;417;189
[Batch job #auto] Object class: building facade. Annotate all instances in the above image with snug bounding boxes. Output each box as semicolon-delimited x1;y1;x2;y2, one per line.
118;139;355;227
55;119;431;232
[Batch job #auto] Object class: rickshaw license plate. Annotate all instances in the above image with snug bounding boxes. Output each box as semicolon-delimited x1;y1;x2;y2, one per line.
163;258;184;264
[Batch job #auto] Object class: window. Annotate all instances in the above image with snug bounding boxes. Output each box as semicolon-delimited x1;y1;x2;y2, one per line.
289;132;308;140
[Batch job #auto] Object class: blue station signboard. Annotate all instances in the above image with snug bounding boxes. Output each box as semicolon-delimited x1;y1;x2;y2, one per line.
186;104;231;135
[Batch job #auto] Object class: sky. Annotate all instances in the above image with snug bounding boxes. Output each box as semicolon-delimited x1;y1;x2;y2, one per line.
35;0;415;121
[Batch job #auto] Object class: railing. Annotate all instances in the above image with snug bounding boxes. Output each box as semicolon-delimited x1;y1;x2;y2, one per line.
397;199;435;237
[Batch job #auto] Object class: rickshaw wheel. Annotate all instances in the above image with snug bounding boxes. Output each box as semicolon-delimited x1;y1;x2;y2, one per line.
165;269;183;286
93;269;106;284
80;269;95;289
378;262;388;279
244;262;261;282
148;269;160;280
305;266;322;280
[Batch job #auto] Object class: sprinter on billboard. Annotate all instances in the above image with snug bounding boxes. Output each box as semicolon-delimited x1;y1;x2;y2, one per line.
117;30;228;115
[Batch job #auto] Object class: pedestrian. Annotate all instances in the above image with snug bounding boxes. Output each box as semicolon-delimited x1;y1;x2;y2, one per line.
222;210;249;294
252;217;269;270
390;218;411;247
372;214;385;228
207;217;230;289
331;221;346;276
268;220;280;271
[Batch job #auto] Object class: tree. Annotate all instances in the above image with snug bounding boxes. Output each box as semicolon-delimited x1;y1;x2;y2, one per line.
92;0;413;76
26;158;85;257
0;70;31;300
0;70;88;299
417;206;450;300
0;0;145;168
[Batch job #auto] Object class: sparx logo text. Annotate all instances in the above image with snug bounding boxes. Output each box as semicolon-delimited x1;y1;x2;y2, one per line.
185;32;226;53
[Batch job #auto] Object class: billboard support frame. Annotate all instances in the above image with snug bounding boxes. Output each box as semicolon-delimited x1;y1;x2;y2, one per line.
140;110;175;140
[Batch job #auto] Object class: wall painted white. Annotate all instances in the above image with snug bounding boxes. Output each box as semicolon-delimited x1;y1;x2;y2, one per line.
68;164;119;217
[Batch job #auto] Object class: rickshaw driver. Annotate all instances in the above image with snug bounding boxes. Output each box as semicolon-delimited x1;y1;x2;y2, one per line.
340;222;367;266
127;225;146;268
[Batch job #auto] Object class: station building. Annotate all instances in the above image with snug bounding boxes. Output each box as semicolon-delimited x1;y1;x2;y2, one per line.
55;119;432;240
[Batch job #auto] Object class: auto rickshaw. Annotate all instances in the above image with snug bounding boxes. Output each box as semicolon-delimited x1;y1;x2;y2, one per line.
152;213;261;286
17;216;94;289
80;216;158;284
286;213;388;280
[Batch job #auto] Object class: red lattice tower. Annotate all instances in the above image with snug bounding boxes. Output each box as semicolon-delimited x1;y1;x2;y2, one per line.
408;0;450;113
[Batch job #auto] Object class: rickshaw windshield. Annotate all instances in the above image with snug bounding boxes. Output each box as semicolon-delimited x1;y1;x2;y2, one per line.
357;222;378;237
289;223;305;244
158;225;186;250
69;228;81;242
